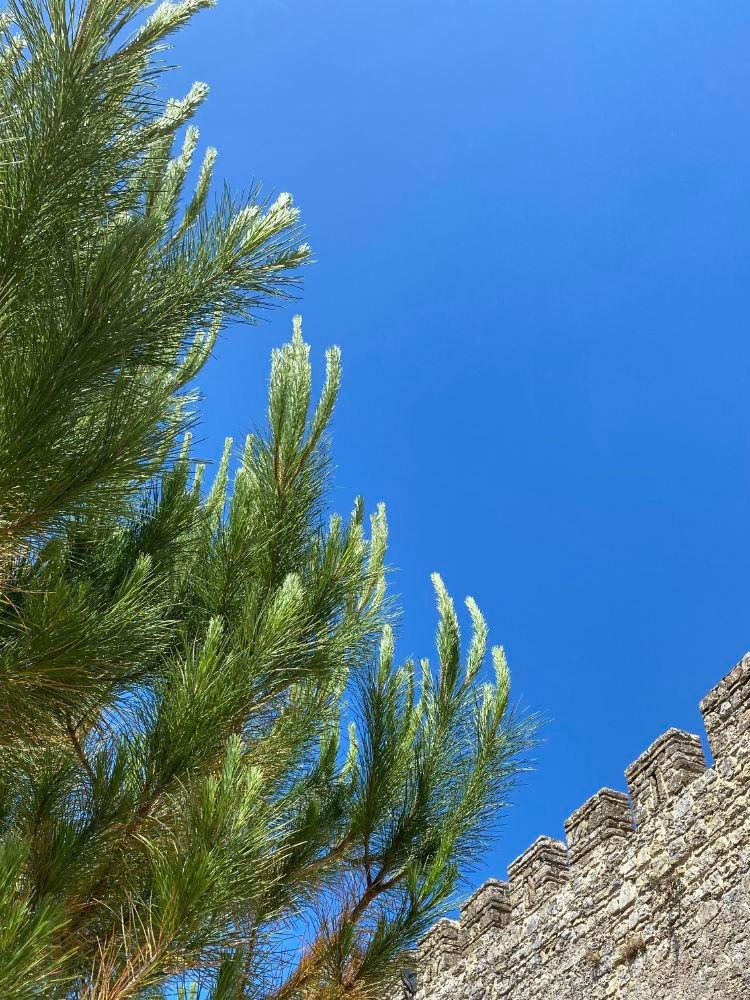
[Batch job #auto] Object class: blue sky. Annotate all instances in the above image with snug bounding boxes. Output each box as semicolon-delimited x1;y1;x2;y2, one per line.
168;0;750;889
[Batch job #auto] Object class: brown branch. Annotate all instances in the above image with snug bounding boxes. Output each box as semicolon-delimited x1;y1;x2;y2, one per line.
363;832;373;888
273;435;282;493
314;834;356;870
347;868;404;925
65;711;97;786
268;864;407;1000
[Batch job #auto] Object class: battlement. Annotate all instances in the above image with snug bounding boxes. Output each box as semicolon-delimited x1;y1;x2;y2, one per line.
625;728;707;824
393;653;750;1000
564;787;633;862
417;919;459;987
507;835;569;910
458;878;510;951
700;651;750;763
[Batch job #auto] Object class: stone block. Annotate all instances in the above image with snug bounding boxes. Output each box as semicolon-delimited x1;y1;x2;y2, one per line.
564;788;633;864
459;878;511;950
419;918;459;984
700;652;750;765
508;836;569;911
625;729;706;825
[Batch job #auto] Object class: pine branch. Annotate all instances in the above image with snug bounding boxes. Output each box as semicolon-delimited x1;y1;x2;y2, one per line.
64;711;97;786
0;6;533;995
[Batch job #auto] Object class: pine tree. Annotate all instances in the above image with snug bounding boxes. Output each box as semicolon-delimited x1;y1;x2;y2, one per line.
0;3;533;998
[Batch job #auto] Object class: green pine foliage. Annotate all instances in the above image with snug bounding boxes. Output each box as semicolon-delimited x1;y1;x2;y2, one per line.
0;3;534;998
0;0;308;555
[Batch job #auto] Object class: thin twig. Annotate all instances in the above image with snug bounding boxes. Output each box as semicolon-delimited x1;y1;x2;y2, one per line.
65;711;97;785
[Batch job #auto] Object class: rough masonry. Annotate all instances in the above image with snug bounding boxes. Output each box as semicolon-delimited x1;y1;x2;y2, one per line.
397;653;750;999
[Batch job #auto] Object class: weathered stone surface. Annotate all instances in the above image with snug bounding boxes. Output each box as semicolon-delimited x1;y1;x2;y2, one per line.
564;788;633;862
387;653;750;1000
625;728;707;825
459;879;511;952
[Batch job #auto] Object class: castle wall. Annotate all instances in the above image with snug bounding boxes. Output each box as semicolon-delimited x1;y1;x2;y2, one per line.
403;654;750;1000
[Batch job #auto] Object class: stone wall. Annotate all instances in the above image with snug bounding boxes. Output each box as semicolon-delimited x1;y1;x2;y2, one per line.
399;653;750;1000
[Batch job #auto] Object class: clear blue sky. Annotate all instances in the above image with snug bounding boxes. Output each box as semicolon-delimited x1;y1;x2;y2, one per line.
168;0;750;889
